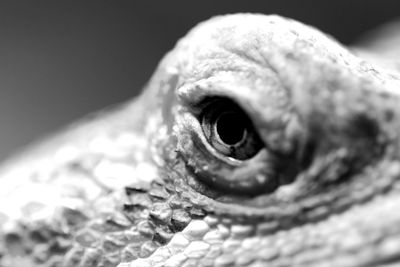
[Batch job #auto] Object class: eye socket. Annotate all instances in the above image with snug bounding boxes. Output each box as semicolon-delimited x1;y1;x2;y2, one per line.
200;98;263;160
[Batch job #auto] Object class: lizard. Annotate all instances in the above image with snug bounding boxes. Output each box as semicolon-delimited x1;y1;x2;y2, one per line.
0;13;400;267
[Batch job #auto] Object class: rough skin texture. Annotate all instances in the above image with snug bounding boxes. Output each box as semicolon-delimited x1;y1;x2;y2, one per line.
0;14;400;267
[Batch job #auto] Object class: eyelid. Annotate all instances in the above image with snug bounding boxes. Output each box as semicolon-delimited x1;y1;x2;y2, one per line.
177;71;260;112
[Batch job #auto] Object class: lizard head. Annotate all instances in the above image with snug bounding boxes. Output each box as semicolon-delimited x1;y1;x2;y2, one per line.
2;13;400;267
123;14;400;266
145;14;400;207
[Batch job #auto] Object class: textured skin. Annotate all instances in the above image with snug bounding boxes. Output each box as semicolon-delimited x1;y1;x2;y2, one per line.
1;14;400;267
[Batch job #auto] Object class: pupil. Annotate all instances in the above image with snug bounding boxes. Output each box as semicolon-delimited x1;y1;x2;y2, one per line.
216;112;246;145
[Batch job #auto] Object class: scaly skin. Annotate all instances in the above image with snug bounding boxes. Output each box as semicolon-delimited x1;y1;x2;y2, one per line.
1;14;400;267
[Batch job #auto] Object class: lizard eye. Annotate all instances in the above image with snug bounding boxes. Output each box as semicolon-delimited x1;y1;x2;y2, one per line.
174;96;292;195
201;98;263;160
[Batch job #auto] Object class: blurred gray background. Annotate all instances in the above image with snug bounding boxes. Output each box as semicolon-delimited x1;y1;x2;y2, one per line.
0;1;399;161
